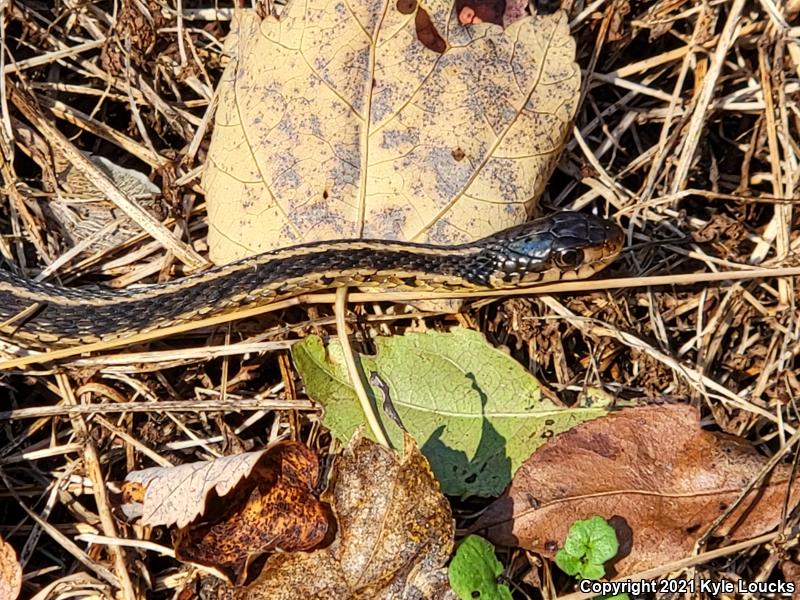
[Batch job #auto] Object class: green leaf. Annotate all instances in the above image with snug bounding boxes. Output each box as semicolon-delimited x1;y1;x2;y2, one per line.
568;516;619;565
562;517;618;564
557;516;620;581
554;550;582;576
291;328;610;496
577;386;618;408
580;562;605;580
562;520;592;558
448;536;513;600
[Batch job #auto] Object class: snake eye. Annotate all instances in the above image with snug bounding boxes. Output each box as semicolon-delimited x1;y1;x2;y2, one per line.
554;248;584;269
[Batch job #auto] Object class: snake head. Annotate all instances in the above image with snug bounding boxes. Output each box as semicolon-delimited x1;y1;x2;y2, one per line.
469;212;624;288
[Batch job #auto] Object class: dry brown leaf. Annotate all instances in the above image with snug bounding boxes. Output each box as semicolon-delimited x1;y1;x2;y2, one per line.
100;0;164;77
473;404;800;576
781;561;800;600
203;3;579;263
216;432;455;599
122;442;329;584
0;535;21;600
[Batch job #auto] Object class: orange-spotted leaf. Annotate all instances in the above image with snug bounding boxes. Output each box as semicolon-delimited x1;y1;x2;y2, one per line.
123;442;329;585
214;433;455;599
0;535;21;600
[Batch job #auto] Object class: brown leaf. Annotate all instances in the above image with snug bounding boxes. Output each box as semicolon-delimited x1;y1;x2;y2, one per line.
100;0;162;76
123;442;329;585
781;561;800;599
221;433;455;599
0;535;21;600
474;405;800;575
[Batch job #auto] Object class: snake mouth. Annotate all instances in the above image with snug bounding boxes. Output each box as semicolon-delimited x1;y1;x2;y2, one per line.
591;217;625;269
576;219;625;279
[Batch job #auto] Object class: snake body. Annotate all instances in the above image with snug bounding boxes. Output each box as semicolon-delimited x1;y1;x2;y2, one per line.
0;212;623;349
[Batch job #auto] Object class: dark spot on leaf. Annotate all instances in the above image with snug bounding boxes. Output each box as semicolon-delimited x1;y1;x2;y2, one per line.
544;540;558;552
544;419;555;426
472;591;481;598
452;147;466;161
415;8;446;54
465;473;477;483
719;502;728;510
541;429;553;438
396;0;418;14
686;523;700;534
585;432;618;458
322;189;329;200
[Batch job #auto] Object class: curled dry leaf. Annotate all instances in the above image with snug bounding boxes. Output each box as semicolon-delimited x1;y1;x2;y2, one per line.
474;404;800;576
780;561;800;600
216;433;455;599
122;442;329;585
0;535;21;600
55;153;161;201
48;152;163;252
203;2;579;263
100;0;164;76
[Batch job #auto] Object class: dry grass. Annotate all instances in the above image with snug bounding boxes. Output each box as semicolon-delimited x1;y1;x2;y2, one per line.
0;0;798;598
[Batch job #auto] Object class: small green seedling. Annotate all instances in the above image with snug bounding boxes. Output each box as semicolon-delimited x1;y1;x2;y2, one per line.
555;516;628;600
449;535;513;600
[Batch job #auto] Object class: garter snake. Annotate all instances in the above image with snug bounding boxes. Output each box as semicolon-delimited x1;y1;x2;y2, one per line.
0;212;623;349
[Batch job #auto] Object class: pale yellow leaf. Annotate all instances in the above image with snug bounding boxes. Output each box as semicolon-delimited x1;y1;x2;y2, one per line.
203;2;579;263
122;450;268;528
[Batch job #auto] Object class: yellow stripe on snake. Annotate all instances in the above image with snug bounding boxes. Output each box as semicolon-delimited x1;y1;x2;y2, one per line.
0;212;623;349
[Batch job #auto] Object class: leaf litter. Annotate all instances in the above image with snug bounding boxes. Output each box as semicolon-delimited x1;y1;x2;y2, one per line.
120;441;330;585
208;433;455;599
